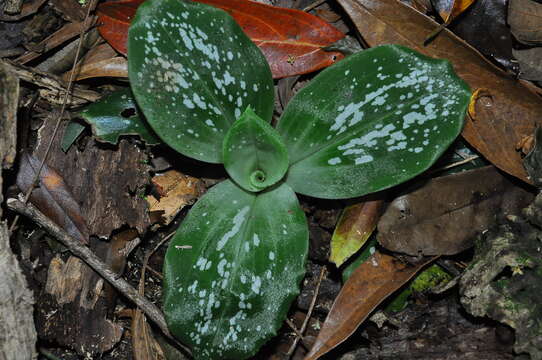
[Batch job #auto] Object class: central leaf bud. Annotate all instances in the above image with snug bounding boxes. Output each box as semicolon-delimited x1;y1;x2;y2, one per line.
223;107;289;192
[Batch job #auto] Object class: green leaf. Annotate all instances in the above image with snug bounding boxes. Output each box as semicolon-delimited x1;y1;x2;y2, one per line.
128;0;274;163
223;107;289;192
342;235;378;283
61;121;86;152
79;88;160;145
277;45;471;199
163;180;308;360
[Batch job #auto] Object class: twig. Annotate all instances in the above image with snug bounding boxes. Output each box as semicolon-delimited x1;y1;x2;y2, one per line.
286;266;326;358
7;198;191;356
428;155;480;175
8;0;98;235
286;318;306;340
139;233;173;294
303;0;327;12
145;264;164;279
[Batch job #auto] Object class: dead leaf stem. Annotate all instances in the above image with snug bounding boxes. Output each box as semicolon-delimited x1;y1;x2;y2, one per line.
286;266;326;358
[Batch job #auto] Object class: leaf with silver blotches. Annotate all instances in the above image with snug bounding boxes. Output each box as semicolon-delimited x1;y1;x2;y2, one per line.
79;88;159;145
128;0;274;163
223;107;289;192
277;45;470;199
163;180;308;360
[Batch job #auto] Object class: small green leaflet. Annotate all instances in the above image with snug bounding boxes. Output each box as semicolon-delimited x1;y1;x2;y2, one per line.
277;45;471;199
78;88;160;145
163;180;308;360
223;107;289;192
128;0;274;163
61;122;86;152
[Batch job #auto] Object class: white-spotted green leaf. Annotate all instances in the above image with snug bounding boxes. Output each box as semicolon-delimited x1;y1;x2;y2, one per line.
223;107;289;192
163;180;308;360
78;88;160;145
128;0;274;163
277;45;470;199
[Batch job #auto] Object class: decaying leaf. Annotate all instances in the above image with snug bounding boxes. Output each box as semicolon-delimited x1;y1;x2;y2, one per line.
509;0;542;45
97;0;345;78
451;0;516;71
304;252;434;360
132;310;165;360
16;152;90;244
146;170;204;225
378;166;533;256
330;199;384;267
336;0;542;184
432;0;476;24
513;47;542;82
67;56;128;81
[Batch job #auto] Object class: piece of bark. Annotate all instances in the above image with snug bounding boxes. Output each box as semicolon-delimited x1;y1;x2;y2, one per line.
336;299;514;360
33;119;151;237
0;61;37;360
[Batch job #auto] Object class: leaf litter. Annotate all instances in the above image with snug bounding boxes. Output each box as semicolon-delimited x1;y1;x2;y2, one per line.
3;0;542;358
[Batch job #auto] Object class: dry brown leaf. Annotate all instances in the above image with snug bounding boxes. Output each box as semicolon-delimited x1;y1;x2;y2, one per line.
67;56;128;81
132;310;166;360
304;252;434;360
16;152;90;244
146;170;204;225
377;166;534;256
16;18;95;64
336;0;542;184
509;0;542;45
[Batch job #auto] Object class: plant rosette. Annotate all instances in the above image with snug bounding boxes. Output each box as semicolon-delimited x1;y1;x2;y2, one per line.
123;0;471;358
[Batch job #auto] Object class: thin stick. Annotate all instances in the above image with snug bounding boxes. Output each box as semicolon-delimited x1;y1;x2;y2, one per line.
9;0;97;235
428;155;480;175
7;198;192;356
303;0;327;12
139;233;173;294
145;264;164;279
286;266;326;357
286;318;306;339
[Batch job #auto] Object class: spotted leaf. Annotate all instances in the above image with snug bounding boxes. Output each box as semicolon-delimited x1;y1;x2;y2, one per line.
277;45;470;199
128;0;274;163
223;107;289;192
163;180;308;360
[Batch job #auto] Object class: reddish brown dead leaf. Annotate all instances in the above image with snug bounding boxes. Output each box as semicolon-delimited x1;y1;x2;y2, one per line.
304;252;435;360
377;166;534;256
16;152;90;244
336;0;542;184
96;0;345;78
